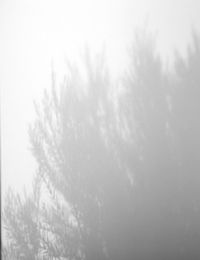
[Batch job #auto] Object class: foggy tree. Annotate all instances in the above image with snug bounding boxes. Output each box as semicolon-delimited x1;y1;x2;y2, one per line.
3;47;133;259
2;179;41;259
120;29;177;258
120;29;200;259
27;49;130;259
169;32;200;258
3;30;200;260
3;165;85;259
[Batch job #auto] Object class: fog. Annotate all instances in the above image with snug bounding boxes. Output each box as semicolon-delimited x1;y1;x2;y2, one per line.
1;0;200;259
1;0;200;194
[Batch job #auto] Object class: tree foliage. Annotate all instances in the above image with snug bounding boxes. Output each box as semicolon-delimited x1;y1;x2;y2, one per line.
3;30;200;260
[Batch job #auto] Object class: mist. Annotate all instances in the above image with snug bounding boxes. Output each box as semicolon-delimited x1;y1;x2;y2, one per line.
1;0;200;259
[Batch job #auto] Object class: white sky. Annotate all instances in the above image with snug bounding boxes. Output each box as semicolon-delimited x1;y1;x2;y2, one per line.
1;0;200;196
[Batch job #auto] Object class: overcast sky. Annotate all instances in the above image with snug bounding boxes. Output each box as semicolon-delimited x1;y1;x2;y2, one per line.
1;0;200;196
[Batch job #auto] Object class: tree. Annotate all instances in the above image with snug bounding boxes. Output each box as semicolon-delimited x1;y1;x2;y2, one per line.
2;180;40;259
120;29;178;259
27;49;131;259
169;32;200;258
120;29;200;259
3;30;200;260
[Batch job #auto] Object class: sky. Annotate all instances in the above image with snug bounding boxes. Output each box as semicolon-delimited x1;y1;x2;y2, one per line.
1;0;200;196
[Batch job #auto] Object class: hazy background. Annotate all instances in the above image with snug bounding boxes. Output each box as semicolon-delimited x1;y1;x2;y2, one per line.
1;0;200;195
